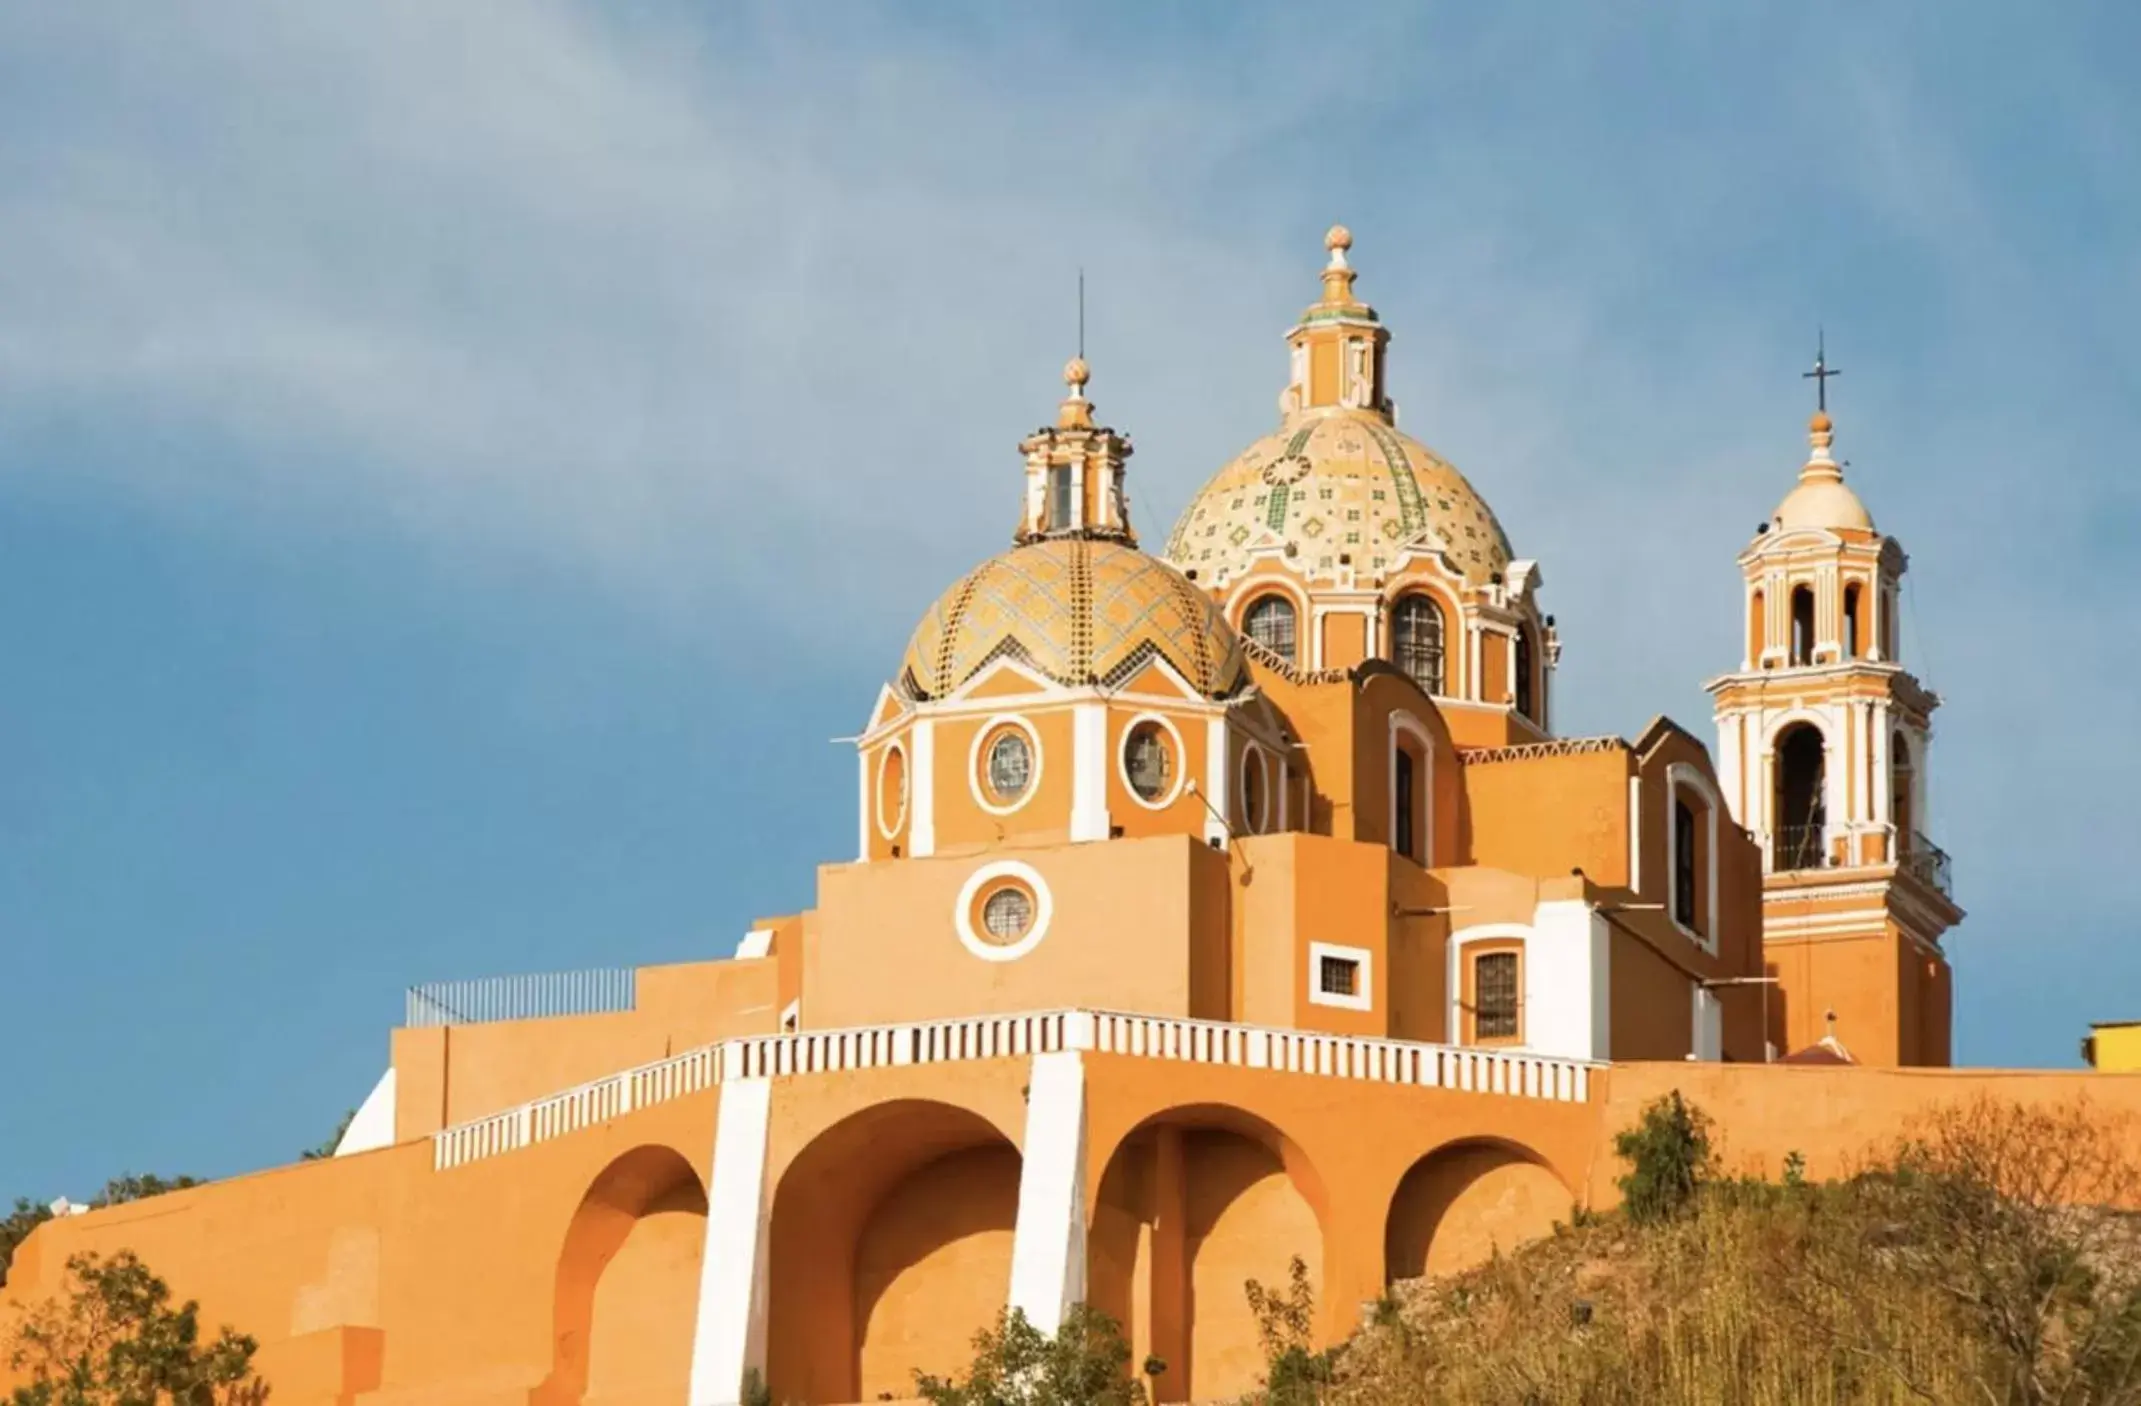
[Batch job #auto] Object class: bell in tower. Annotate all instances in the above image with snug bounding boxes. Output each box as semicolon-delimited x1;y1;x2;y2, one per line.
1705;344;1964;1067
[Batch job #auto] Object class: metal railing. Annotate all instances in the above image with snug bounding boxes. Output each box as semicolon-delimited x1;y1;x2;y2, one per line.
430;1007;1601;1171
1771;823;1829;872
1900;830;1954;898
405;968;637;1028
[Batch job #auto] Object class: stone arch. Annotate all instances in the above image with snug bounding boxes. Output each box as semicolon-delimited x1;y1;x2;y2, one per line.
1384;1136;1572;1283
1088;1104;1328;1403
539;1144;708;1406
766;1098;1023;1404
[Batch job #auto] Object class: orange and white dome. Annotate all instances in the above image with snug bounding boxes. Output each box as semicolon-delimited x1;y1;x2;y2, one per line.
1772;411;1874;533
1162;227;1515;590
1165;414;1513;588
897;537;1248;700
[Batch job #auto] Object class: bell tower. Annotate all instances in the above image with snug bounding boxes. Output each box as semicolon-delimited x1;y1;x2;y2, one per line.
1706;355;1963;1066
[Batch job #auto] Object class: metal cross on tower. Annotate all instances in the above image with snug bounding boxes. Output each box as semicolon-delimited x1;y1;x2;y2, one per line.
1803;332;1841;412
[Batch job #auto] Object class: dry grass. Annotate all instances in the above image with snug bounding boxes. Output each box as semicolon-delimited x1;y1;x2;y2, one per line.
1314;1097;2141;1406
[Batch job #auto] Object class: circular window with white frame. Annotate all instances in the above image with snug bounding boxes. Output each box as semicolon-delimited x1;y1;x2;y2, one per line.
970;716;1040;814
1238;744;1270;834
1119;714;1184;808
954;860;1053;962
876;741;909;839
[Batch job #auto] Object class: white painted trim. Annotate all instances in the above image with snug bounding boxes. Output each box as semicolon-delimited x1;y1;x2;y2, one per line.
1308;941;1373;1011
1203;717;1230;848
689;1077;773;1406
1116;711;1187;811
334;1069;396;1157
967;713;1044;817
1529;900;1612;1061
1237;742;1271;834
1007;1050;1088;1335
856;748;871;862
875;740;909;842
1691;984;1723;1062
942;653;1061;706
1664;762;1722;954
1388;711;1435;865
1069;703;1110;842
954;861;1055;963
910;720;936;858
734;928;775;960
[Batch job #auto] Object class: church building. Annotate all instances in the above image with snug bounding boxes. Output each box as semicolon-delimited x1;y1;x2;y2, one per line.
3;228;2043;1406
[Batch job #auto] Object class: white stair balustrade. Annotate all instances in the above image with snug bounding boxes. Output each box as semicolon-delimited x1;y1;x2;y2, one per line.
431;1007;1598;1171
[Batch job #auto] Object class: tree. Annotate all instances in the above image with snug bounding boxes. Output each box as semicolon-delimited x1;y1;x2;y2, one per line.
1245;1256;1337;1403
1;1178;201;1290
1613;1091;1711;1225
299;1112;356;1163
6;1249;267;1405
0;1202;52;1291
913;1305;1140;1406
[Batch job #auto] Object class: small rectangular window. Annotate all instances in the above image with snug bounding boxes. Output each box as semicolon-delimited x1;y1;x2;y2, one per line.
1319;955;1359;997
1048;466;1075;530
1475;952;1519;1039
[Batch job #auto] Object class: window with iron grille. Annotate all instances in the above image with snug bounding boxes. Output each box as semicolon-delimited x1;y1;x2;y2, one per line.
1125;722;1173;802
981;886;1034;941
986;730;1032;800
1674;797;1699;932
1244;595;1297;664
1392;595;1445;694
1319;955;1359;998
1475;952;1519;1039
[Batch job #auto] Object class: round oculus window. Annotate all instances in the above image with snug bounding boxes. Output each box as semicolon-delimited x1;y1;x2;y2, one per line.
1124;721;1174;803
985;729;1033;802
980;885;1035;942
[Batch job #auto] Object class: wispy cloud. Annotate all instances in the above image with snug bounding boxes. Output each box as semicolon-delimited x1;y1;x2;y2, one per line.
2;1;2138;1062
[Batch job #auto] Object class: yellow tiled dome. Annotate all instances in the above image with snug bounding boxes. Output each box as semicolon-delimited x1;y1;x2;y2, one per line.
899;538;1249;700
1163;410;1514;588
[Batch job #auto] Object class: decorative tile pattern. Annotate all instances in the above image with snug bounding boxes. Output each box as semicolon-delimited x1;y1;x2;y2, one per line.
899;539;1249;700
1163;411;1514;586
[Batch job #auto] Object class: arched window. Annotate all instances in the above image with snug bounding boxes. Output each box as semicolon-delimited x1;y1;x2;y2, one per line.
1891;730;1915;846
1393;748;1416;860
1391;595;1446;694
1514;628;1536;721
1749;587;1766;662
1243;594;1298;665
1673;798;1699;931
1843;583;1862;658
1774;724;1827;870
1790;585;1816;666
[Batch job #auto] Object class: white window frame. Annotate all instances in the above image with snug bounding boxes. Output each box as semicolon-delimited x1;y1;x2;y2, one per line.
1308;941;1372;1011
1664;762;1721;954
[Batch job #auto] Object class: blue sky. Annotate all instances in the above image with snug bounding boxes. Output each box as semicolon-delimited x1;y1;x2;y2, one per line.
4;2;2138;1196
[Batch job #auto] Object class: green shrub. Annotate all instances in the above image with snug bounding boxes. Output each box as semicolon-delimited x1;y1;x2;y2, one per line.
1613;1090;1711;1225
913;1303;1139;1405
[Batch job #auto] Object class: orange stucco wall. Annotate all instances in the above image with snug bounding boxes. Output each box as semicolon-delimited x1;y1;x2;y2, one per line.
392;958;780;1139
806;836;1229;1030
12;1053;2141;1406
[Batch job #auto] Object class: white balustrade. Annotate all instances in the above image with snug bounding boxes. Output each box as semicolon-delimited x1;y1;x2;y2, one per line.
432;1006;1596;1170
